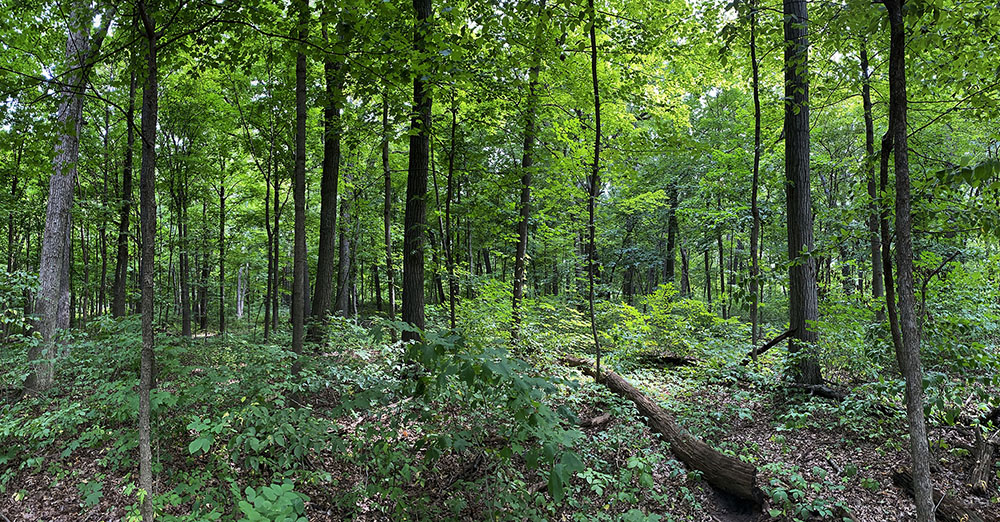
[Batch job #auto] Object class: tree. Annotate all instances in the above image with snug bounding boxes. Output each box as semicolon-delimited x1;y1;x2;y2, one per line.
112;69;137;318
885;0;934;517
402;0;433;341
291;0;309;361
782;0;822;385
26;1;114;393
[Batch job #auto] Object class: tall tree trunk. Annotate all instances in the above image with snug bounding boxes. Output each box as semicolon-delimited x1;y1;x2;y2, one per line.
218;178;226;334
402;0;433;341
335;167;353;315
291;0;309;359
680;247;690;295
264;163;273;339
111;65;137;317
27;1;112;392
310;17;350;336
199;200;208;331
587;0;602;378
136;3;157;519
444;99;458;329
886;1;935;518
783;0;822;385
512;0;546;342
665;186;679;284
179;176;191;337
99;107;109;315
860;39;885;316
272;154;281;332
749;0;762;349
383;89;396;321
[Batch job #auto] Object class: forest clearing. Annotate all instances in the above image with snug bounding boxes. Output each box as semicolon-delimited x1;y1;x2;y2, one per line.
1;0;999;520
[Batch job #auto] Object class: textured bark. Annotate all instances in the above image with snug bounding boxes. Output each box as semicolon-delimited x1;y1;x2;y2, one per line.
886;1;934;518
136;3;158;519
970;430;995;496
218;180;226;334
444;100;458;329
860;40;885;316
402;0;433;341
749;0;762;348
383;89;396;321
512;0;546;342
587;0;602;377
291;0;309;359
563;357;761;504
310;18;351;337
335;167;354;316
27;1;112;392
783;0;822;385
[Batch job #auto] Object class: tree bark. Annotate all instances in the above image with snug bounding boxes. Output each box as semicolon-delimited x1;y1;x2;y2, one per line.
749;0;762;349
512;0;546;342
27;1;112;392
886;1;934;518
587;0;603;377
136;3;158;519
310;17;350;337
860;40;885;318
383;89;396;322
402;0;433;341
218;177;226;335
335;167;354;316
562;357;761;504
783;0;822;385
291;0;309;360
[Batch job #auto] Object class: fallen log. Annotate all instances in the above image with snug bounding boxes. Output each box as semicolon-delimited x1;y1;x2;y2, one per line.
562;356;762;505
891;467;986;522
741;329;792;366
637;351;699;368
788;383;848;401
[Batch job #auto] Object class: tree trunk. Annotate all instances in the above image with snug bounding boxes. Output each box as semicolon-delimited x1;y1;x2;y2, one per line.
218;179;226;334
335;167;354;316
783;0;822;385
310;17;350;337
291;0;309;360
860;39;885;318
587;0;602;377
27;1;112;392
562;356;761;504
680;247;690;295
664;187;679;285
383;89;396;321
749;0;762;348
886;1;934;518
136;3;157;519
512;0;546;342
402;0;433;341
444;98;459;330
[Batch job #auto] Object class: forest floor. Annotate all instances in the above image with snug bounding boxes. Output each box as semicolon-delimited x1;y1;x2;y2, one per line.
1;324;999;521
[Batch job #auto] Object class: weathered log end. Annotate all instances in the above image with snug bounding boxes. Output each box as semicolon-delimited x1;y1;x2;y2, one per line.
562;356;762;506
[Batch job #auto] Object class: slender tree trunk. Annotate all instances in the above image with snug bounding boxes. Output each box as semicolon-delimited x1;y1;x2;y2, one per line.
136;3;157;519
402;0;433;341
680;247;690;295
218;179;226;334
512;0;546;342
179;176;191;337
27;1;112;392
749;0;762;349
444;100;458;329
665;187;679;284
783;0;822;384
587;0;602;378
335;167;353;315
272;155;280;332
264;164;273;339
860;40;885;316
291;0;309;359
383;90;396;321
886;1;935;518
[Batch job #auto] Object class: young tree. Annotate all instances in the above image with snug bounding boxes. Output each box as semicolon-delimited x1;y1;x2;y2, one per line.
886;0;935;517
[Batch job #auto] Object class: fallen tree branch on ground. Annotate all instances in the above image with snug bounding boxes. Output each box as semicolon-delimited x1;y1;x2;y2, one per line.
637;351;699;367
892;467;986;522
561;356;762;505
741;329;792;365
578;412;612;428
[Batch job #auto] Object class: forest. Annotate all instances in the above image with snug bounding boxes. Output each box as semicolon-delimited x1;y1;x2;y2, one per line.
1;0;999;520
